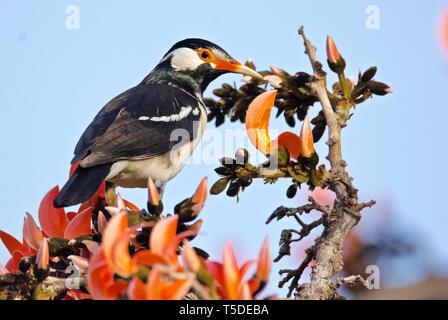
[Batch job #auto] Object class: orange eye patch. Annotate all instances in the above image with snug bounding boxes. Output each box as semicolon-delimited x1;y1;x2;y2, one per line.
196;48;215;62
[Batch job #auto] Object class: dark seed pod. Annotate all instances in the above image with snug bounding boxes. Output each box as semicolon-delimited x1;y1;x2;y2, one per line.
193;247;210;260
239;176;253;188
285;114;296;127
214;166;230;176
361;66;377;83
226;182;240;197
367;80;392;96
287;184;298;199
210;178;230;195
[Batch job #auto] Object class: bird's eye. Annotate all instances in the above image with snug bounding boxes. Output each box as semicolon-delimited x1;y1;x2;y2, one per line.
201;51;210;59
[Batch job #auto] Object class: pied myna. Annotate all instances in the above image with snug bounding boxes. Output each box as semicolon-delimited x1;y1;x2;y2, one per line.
54;38;262;207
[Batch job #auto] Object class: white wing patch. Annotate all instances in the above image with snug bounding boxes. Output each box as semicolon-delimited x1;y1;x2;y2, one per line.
139;106;193;123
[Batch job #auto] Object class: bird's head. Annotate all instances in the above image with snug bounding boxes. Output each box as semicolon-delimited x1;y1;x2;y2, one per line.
145;38;263;95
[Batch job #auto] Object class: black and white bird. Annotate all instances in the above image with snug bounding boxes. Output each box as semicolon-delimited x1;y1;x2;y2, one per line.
54;38;262;208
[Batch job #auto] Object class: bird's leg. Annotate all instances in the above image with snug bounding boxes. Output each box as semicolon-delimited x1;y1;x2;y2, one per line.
105;181;117;205
155;181;166;199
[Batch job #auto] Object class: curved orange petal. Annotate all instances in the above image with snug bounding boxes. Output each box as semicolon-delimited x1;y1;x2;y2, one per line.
145;265;164;299
124;200;140;212
256;238;272;282
150;215;178;256
87;249;124;300
0;230;26;255
163;277;193;300
64;207;92;240
132;250;168;267
38;186;68;238
127;277;148;300
108;229;136;277
36;238;49;270
23;213;44;251
245;91;277;155
147;177;160;206
300;116;315;158
182;240;201;272
272;131;302;160
205;261;224;288
5;251;23;273
191;177;208;216
97;211;108;235
102;211;128;265
222;242;240;299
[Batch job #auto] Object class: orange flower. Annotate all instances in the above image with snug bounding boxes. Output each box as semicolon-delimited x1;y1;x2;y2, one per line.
101;211;136;277
87;249;128;300
248;238;272;295
36;238;49;270
246;91;315;160
23;213;44;251
182;240;202;273
272;132;301;160
191;177;208;217
246;91;277;155
255;238;271;284
206;242;255;300
64;207;92;240
148;177;161;206
300;116;315;158
38;186;68;238
326;36;341;64
127;265;193;300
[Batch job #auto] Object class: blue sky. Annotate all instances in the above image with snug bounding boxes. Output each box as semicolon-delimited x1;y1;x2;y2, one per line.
1;0;447;295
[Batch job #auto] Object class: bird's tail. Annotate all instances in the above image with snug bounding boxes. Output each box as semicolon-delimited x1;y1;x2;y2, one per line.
54;163;112;208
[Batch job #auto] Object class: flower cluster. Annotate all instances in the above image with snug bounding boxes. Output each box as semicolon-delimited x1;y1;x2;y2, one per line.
0;177;272;300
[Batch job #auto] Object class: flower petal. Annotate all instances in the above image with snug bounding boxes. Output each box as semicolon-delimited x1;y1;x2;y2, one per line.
87;249;125;300
245;91;277;155
150;215;178;256
190;177;208;216
223;242;240;299
127;277;148;300
163;277;193;300
147;177;161;206
38;186;68;238
23;213;44;251
272;131;301;160
256;238;272;282
102;212;130;274
36;238;49;270
182;240;201;272
0;230;26;256
300;116;315;158
64;207;92;240
5;251;23;273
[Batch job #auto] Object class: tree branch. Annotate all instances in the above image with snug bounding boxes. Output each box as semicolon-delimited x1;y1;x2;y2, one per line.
295;26;375;300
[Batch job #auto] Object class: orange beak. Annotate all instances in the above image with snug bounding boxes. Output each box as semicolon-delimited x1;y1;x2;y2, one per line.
214;59;263;80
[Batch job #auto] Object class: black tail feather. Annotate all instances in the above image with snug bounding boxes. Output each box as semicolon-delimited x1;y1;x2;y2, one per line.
54;164;112;208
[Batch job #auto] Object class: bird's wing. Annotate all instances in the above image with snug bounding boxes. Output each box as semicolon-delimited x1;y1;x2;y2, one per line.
72;84;203;168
